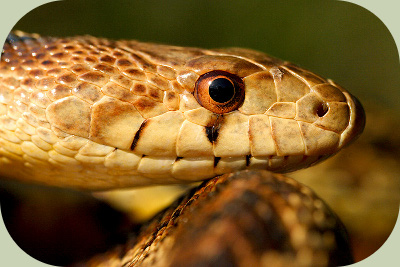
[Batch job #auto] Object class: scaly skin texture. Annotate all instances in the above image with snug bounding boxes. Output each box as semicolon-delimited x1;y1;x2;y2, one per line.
0;32;365;190
83;171;354;267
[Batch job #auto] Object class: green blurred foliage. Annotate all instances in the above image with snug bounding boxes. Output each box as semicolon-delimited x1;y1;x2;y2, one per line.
12;0;400;111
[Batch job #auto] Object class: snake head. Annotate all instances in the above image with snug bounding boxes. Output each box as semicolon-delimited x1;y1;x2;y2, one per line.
176;48;366;173
0;34;365;188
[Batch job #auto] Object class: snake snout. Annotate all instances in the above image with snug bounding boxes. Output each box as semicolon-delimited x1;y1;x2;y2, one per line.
340;93;366;148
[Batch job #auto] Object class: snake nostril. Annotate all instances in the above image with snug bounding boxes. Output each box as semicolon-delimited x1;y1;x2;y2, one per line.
316;102;329;117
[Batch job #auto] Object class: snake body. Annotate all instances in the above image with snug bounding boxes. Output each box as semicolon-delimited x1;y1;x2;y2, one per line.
0;32;364;190
85;171;354;267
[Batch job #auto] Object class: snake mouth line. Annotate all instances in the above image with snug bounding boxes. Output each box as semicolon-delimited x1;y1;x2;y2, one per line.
136;154;323;181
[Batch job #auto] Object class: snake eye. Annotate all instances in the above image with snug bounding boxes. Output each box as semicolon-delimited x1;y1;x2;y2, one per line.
209;78;235;103
194;70;245;114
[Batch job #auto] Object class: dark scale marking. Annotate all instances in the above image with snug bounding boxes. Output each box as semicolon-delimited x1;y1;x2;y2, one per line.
113;51;124;57
171;208;183;220
214;157;221;167
4;33;36;55
205;126;214;143
133;84;146;94
35;53;46;60
41;60;56;66
223;172;297;253
46;45;59;52
6;33;36;46
119;48;156;72
90;50;101;56
253;195;294;252
148;87;162;100
84;57;96;63
133;97;157;112
175;157;183;162
166;91;177;101
94;63;116;73
246;155;251;167
64;45;75;50
130;120;148;150
100;55;116;63
29;69;45;77
21;78;34;87
5;33;20;46
205;115;223;143
116;59;134;68
211;124;221;142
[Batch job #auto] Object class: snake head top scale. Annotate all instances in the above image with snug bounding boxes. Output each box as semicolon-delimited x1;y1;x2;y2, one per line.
0;31;365;190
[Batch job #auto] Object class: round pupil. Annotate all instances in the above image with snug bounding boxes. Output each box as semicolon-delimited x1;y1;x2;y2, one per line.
208;78;235;103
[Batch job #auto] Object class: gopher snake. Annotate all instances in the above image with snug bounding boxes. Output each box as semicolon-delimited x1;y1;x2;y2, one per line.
0;31;364;190
0;32;366;266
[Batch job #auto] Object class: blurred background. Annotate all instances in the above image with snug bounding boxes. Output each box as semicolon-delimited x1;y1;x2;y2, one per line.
1;0;399;265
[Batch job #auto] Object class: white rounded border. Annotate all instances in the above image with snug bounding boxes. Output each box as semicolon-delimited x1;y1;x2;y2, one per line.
0;1;398;266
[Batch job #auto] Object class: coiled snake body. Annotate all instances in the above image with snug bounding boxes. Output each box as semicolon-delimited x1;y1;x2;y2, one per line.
0;32;365;266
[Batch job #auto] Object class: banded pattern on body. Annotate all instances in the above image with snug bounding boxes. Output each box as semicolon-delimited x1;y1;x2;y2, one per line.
84;171;354;267
0;32;365;189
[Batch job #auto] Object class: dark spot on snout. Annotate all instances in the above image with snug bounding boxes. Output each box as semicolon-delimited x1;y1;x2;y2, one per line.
316;102;329;117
